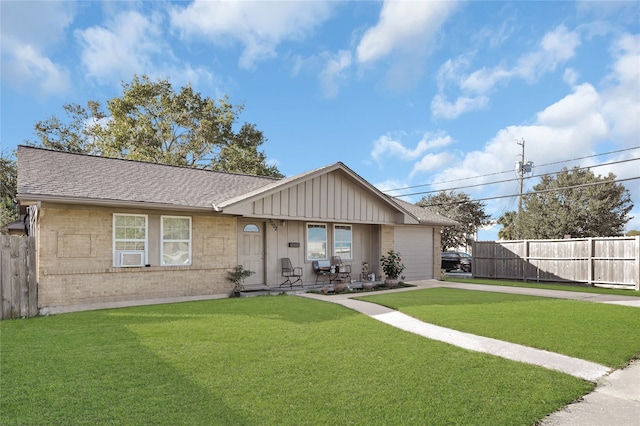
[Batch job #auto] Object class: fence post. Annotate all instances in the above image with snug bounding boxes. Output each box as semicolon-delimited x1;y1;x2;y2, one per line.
635;236;640;291
9;237;20;318
522;240;529;282
587;238;593;287
1;236;11;320
27;236;38;317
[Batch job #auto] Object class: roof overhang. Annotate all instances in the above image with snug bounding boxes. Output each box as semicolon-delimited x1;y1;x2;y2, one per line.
16;194;219;213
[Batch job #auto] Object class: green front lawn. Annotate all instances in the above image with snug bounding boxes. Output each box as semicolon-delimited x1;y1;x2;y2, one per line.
359;288;640;368
443;277;640;297
2;296;591;425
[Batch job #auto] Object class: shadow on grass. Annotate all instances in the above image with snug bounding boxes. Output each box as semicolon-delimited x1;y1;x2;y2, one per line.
1;295;595;425
1;311;254;425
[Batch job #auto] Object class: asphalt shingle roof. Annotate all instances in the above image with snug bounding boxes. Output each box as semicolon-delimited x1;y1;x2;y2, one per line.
392;197;460;226
17;146;459;226
17;146;279;209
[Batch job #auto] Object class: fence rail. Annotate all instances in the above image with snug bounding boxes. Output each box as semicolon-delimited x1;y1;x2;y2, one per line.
1;236;37;319
473;236;640;290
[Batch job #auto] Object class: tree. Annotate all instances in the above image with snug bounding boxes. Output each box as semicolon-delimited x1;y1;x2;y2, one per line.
30;75;283;177
506;166;633;239
0;152;18;234
496;211;518;240
210;123;284;178
32;101;105;154
416;191;491;251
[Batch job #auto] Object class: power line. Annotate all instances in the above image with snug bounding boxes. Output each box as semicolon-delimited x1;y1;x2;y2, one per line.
392;157;640;198
384;145;640;193
414;176;640;209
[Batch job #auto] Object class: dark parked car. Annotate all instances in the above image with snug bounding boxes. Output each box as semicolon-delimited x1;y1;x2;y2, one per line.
441;252;472;272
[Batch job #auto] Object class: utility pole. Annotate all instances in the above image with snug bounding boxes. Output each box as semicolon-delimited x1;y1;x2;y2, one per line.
515;138;533;239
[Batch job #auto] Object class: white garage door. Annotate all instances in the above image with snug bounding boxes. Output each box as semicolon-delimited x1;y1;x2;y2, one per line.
394;226;434;281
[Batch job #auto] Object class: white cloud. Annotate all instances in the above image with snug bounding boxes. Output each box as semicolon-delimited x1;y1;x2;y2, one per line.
169;0;334;69
563;68;580;85
477;15;516;49
410;152;458;176
600;33;640;145
371;132;454;164
75;9;216;90
460;67;511;95
373;178;411;198
0;1;74;97
435;54;474;91
314;0;460;97
514;25;581;82
423;45;639;234
0;1;74;47
431;94;489;120
76;11;166;85
536;83;602;128
432;25;582;120
319;50;352;99
356;0;459;64
2;43;71;98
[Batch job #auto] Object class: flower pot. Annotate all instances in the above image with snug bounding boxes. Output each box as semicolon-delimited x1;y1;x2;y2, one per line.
362;281;374;290
384;278;399;288
333;282;348;293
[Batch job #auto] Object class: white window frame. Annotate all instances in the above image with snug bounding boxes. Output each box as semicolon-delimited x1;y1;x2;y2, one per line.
161;216;192;266
306;223;328;261
113;214;148;267
333;224;353;260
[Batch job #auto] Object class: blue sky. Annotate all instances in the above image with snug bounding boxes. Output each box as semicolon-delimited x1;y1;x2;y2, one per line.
1;1;639;240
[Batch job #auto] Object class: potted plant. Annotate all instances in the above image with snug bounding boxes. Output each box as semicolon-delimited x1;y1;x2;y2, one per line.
227;265;255;297
361;261;375;290
380;250;405;288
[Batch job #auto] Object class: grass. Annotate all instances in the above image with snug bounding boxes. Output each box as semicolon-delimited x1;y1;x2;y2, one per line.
1;296;592;425
359;288;640;368
444;277;640;297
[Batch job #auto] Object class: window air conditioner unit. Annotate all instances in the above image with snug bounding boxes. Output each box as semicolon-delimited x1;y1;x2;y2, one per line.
119;251;145;267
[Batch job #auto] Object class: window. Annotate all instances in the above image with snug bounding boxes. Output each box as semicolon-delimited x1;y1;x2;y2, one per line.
114;214;147;267
243;224;259;233
306;223;327;260
334;225;352;259
161;216;192;266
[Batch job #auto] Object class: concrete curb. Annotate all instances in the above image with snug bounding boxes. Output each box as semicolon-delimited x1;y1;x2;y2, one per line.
540;359;640;425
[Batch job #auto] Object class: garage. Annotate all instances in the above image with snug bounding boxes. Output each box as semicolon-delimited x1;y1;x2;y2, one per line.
394;226;434;281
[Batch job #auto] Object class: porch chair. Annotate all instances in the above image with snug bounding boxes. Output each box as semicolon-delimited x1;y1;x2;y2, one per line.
330;256;351;282
280;258;303;288
312;260;332;284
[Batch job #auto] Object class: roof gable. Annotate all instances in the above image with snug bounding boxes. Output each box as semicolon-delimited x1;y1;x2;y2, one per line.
219;162;424;224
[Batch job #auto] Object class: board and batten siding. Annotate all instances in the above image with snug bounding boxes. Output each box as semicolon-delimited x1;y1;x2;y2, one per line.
250;171;399;223
394;226;434;281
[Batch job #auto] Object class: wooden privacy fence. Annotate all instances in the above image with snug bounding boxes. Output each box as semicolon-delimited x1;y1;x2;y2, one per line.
1;236;37;319
473;236;640;290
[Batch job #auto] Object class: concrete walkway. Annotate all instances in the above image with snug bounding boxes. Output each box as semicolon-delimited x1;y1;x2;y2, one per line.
298;280;640;425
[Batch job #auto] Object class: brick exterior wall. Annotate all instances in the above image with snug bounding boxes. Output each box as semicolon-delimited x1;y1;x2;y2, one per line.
433;227;442;280
380;224;395;258
37;203;237;308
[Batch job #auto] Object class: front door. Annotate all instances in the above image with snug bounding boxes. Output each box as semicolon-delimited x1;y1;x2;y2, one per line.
237;220;265;286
